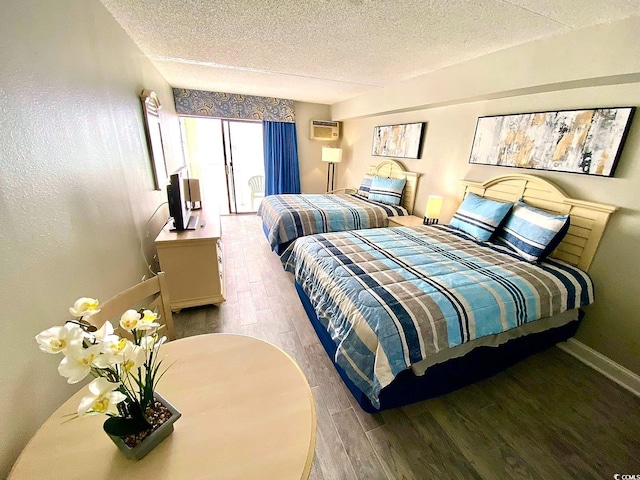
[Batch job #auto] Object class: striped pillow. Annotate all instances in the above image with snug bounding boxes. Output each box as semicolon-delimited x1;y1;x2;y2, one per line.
450;193;512;241
496;200;570;262
357;174;374;198
368;176;406;206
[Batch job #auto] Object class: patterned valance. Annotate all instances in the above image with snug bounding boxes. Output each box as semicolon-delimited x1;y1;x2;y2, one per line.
172;88;295;122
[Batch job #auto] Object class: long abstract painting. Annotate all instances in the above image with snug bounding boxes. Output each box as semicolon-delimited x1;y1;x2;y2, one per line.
468;107;635;177
372;122;425;159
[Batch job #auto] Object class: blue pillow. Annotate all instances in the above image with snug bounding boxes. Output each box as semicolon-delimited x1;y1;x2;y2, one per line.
368;176;406;206
496;200;570;262
357;173;374;198
450;193;512;241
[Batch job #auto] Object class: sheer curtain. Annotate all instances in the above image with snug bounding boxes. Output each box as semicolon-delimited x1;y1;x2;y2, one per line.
263;121;301;195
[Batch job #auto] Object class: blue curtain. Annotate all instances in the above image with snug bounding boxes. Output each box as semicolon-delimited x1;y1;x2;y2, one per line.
263;121;301;195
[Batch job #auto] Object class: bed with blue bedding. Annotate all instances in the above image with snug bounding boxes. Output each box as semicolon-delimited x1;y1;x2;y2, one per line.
282;175;617;412
258;159;420;254
258;193;408;253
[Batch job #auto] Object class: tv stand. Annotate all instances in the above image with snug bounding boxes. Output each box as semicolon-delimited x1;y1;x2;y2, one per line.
155;208;225;311
186;214;199;230
169;214;199;232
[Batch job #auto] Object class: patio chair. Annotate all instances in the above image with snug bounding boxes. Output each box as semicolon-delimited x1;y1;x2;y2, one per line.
248;175;265;209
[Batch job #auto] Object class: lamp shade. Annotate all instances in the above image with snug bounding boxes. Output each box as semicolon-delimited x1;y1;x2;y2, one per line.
187;178;201;203
425;195;443;219
321;146;343;163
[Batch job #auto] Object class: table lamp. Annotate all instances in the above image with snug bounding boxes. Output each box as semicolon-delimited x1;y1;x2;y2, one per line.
322;146;343;192
187;178;202;210
423;195;443;225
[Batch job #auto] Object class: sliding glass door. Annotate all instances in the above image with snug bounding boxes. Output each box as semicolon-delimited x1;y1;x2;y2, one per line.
226;121;265;213
180;117;265;214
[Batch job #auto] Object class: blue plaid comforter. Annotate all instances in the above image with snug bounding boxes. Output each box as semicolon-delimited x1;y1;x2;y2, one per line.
282;225;593;407
258;193;407;249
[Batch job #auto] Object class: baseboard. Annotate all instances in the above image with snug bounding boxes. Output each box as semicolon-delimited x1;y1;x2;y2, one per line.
556;338;640;398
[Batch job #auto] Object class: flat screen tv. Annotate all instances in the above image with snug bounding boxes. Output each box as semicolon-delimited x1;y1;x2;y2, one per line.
167;167;198;231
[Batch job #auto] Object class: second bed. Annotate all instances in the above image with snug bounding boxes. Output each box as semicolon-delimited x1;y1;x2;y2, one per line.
259;160;419;253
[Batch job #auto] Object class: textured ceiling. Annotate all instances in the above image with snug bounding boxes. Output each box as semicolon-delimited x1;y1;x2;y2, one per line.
100;0;640;105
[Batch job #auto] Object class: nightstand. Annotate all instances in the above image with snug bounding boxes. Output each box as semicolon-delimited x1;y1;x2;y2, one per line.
387;215;426;227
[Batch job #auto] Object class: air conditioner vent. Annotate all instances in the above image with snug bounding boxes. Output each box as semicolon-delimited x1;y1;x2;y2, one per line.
310;120;340;141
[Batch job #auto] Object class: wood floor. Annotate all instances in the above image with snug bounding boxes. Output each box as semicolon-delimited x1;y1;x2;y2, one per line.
174;214;640;480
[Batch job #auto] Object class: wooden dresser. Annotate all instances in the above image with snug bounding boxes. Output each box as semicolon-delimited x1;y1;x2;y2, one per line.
155;208;225;311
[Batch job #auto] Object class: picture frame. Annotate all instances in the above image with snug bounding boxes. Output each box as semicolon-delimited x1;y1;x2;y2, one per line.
371;122;425;159
468;107;635;177
140;89;168;190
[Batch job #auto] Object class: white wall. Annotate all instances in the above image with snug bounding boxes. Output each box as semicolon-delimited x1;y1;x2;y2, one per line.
0;0;183;476
294;102;334;193
332;17;640;120
332;17;640;377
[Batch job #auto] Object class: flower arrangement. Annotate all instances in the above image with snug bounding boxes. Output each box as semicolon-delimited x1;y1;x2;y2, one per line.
36;297;170;438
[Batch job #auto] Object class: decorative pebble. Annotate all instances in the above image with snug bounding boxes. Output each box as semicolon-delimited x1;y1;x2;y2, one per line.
121;398;172;449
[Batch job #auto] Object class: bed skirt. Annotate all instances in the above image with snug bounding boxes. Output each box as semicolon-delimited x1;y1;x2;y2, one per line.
261;221;293;255
294;281;581;413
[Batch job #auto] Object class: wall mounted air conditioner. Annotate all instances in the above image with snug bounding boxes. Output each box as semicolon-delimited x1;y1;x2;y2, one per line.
310;120;340;141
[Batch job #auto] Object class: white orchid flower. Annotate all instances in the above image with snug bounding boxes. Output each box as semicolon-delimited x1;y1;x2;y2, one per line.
69;298;100;318
91;352;114;370
77;377;127;416
94;338;135;368
57;343;103;383
139;334;158;351
91;321;122;362
136;310;160;331
146;335;165;355
119;309;141;332
35;323;84;354
38;296;172;423
93;321;117;342
122;345;146;373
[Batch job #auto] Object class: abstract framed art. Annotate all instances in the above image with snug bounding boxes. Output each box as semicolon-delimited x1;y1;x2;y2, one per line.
372;122;425;159
468;107;635;177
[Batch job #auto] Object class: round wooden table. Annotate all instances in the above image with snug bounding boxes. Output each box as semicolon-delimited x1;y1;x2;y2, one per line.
10;334;316;479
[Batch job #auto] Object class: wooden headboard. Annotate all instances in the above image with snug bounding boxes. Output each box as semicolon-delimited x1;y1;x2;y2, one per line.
367;160;420;214
459;174;617;271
